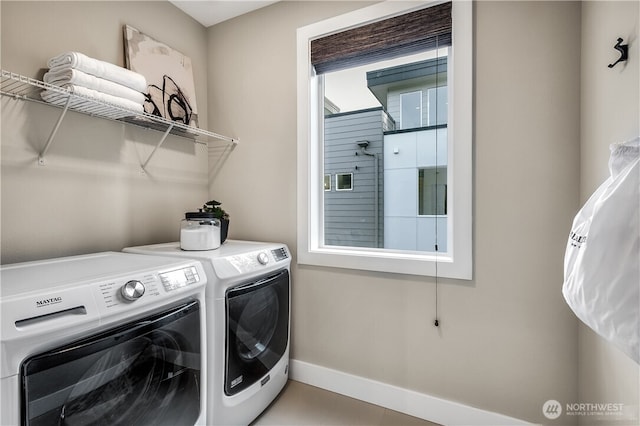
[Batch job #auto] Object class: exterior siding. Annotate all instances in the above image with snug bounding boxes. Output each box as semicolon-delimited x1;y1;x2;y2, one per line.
324;108;391;247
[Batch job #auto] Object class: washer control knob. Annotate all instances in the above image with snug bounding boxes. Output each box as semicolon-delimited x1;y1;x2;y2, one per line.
121;280;145;301
257;252;269;265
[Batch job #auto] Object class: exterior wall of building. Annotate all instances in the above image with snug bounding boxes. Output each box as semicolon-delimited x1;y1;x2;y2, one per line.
383;127;448;251
324;108;390;248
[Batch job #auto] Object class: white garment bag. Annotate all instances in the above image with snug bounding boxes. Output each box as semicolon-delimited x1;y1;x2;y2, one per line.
563;137;640;364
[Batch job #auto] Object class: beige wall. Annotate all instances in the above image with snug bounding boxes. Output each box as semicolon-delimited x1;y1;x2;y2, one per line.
2;1;636;425
1;1;210;263
579;1;640;425
208;1;581;423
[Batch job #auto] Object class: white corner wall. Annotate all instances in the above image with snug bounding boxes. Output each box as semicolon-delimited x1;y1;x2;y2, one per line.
579;1;640;425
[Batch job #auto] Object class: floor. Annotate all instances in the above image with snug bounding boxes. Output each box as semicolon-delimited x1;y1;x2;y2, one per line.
251;380;441;426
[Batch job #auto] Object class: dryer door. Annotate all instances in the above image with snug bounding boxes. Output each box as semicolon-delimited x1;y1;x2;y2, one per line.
20;301;202;426
225;269;290;396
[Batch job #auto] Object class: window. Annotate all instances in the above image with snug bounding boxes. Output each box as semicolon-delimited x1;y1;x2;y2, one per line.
336;173;353;191
401;91;423;129
427;86;448;126
297;1;473;279
418;167;447;216
324;174;331;191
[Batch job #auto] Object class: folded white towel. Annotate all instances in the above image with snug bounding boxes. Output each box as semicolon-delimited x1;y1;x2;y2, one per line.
47;51;147;92
44;68;146;105
41;84;144;119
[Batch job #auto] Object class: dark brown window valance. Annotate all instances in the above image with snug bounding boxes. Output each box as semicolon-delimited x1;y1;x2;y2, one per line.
311;2;452;74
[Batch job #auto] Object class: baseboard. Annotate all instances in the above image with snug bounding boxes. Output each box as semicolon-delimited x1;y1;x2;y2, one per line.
289;359;531;426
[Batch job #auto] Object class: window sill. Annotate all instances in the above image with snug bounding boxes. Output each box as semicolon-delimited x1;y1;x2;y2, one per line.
297;245;472;280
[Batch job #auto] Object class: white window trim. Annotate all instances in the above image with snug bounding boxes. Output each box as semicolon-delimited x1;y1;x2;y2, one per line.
335;173;354;191
297;0;473;280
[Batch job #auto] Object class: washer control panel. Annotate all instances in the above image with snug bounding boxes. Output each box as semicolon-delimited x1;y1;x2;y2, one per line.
97;265;203;310
121;280;145;301
1;253;207;347
159;266;201;291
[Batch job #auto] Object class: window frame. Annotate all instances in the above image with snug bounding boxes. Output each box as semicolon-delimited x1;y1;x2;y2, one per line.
335;173;354;191
296;0;473;280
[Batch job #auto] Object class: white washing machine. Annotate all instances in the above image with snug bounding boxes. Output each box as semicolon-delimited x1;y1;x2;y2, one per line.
0;252;208;426
124;240;291;426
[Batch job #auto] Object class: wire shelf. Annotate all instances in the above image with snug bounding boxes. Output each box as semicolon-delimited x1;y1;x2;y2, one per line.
1;69;238;169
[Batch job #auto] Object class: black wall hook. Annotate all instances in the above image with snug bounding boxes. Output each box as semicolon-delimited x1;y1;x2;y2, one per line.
608;38;629;68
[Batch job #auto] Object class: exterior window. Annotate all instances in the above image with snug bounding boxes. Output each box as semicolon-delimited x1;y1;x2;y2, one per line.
427;86;448;126
324;174;331;191
418;167;447;216
297;1;473;279
336;173;353;191
400;91;422;129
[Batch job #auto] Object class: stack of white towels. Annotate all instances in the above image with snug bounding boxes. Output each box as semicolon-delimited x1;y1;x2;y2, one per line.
42;52;147;119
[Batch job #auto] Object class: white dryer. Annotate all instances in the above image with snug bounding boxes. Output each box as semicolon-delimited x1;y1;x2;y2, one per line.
0;252;207;426
124;240;291;426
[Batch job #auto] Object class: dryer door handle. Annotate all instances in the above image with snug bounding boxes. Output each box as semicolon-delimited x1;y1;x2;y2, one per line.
227;269;288;298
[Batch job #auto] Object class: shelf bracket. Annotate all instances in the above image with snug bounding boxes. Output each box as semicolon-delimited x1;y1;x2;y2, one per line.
39;95;71;165
141;123;175;172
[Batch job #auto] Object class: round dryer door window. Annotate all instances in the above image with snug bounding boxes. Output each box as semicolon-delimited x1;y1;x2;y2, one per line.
21;302;202;426
225;269;290;396
59;330;185;425
235;287;279;361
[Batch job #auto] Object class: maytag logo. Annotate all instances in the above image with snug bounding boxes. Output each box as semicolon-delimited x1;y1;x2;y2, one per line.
36;296;62;308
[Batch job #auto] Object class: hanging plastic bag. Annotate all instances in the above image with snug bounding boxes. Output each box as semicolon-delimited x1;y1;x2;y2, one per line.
563;137;640;364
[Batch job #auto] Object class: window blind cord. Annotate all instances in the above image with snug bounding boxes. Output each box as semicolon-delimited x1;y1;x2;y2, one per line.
434;36;441;328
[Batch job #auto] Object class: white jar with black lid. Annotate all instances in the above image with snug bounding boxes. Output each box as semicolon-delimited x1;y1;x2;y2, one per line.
180;211;221;250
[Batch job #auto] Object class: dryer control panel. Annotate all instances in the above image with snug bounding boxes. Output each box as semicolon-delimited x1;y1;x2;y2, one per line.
223;247;290;276
271;247;289;262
